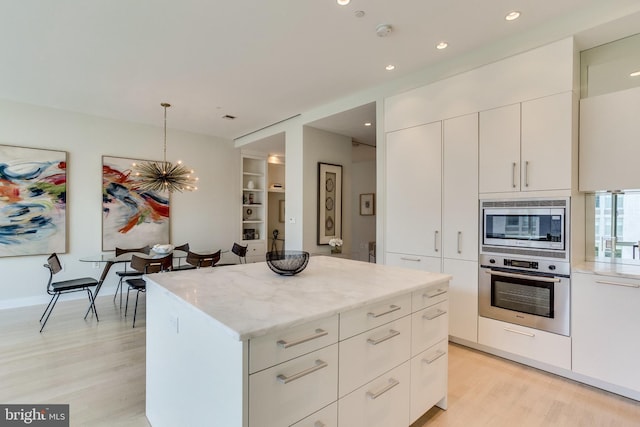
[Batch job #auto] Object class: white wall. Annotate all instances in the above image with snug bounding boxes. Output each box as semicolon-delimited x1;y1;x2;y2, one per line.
302;126;352;255
351;159;376;262
0;99;238;309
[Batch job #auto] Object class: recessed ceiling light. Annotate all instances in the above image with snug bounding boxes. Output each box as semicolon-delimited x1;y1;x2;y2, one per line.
385;64;395;71
364;122;372;127
630;70;640;77
436;41;448;50
337;0;350;5
505;11;520;21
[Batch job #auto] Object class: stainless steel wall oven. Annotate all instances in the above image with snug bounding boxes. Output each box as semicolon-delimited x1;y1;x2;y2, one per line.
479;198;571;336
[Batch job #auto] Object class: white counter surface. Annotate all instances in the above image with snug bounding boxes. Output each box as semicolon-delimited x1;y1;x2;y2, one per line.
145;256;450;341
573;261;640;280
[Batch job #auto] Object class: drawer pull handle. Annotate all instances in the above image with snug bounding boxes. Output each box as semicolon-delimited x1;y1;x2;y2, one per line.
368;304;401;318
422;349;446;364
276;359;328;384
400;256;421;262
366;378;400;400
277;329;328;349
504;327;535;337
314;422;326;427
423;308;447;321
424;288;447;299
367;329;400;346
596;280;640;289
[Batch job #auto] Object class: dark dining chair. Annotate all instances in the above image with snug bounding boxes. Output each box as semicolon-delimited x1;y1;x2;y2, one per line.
188;250;221;268
39;253;100;332
125;254;172;328
232;242;248;264
172;243;190;269
114;245;151;308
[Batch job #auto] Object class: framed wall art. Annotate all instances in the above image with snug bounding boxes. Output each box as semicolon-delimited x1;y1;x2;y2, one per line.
317;162;342;245
279;199;285;223
102;156;170;251
0;144;67;257
360;193;375;216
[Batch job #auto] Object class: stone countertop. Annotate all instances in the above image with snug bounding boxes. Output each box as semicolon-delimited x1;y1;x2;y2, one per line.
145;256;451;341
573;261;640;280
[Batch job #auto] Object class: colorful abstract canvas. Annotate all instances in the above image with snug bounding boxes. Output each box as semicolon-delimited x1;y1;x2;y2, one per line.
0;145;67;257
102;156;170;251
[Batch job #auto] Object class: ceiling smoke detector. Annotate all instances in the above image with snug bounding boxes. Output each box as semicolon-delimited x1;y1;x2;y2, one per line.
376;24;392;37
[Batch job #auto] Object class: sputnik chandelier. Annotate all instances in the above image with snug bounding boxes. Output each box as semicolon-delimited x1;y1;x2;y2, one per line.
134;103;198;193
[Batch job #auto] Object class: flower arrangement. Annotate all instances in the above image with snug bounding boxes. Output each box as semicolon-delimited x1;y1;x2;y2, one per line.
329;238;343;254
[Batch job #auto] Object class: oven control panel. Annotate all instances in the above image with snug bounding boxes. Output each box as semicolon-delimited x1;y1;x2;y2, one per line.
480;254;570;276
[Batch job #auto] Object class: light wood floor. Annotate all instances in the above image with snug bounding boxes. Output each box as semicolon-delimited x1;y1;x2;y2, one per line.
1;296;639;427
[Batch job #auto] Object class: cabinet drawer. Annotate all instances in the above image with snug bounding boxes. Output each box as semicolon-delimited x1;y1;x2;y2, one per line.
478;317;571;370
385;252;441;272
249;344;338;427
249;315;338;373
340;293;411;340
410;339;448;423
338;361;411;427
339;315;411;397
411;300;449;357
290;402;337;427
412;283;448;311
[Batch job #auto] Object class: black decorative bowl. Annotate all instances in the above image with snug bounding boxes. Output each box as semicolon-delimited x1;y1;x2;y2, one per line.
266;251;310;276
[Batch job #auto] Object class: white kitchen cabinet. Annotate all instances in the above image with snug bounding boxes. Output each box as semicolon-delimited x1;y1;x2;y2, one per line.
579;86;640;191
443;113;478;260
443;258;478;343
479;92;574;194
410;338;448;423
572;272;640;393
478;316;571;370
385;122;442;257
521;92;574;192
385;253;441;273
290;403;337;427
338;362;411;427
479;103;521;193
249;344;339;427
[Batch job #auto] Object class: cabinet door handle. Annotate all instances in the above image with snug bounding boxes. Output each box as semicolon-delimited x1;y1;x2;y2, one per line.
277;328;328;349
434;230;439;252
596;280;640;289
512;162;517;188
424;288;447;299
276;359;328;384
423;308;447;320
422;349;446;364
368;304;401;318
504;327;535;337
525;160;530;187
367;329;400;346
457;231;462;254
400;256;421;262
366;378;400;400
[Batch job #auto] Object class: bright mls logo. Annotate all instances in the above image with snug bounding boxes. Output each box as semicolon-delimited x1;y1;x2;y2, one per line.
0;405;69;426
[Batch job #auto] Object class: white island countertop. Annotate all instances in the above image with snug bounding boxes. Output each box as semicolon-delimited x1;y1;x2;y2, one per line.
145;255;451;341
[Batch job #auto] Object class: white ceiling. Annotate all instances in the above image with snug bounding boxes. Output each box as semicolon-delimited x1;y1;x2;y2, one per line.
1;1;639;148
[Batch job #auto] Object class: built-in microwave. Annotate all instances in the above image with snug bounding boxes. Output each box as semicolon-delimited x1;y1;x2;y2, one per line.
480;198;569;261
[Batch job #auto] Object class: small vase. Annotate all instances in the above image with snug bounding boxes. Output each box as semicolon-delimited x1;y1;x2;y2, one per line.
331;246;342;254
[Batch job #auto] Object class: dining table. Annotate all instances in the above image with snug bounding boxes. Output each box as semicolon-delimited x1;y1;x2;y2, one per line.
79;249;222;317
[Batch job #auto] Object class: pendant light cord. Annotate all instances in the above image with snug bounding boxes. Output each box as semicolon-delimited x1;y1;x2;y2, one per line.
161;102;170;164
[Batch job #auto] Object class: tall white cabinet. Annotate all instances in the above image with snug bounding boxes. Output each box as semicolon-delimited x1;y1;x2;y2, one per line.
385;113;479;343
385;122;442;270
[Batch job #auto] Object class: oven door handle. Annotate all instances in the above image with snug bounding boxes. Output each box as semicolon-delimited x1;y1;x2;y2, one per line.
484;269;561;283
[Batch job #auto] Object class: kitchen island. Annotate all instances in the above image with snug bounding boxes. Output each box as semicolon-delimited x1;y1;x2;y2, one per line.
145;256;451;427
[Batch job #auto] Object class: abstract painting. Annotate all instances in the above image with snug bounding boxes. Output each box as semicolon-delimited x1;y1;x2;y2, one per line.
317;162;342;245
102;156;170;251
0;145;67;257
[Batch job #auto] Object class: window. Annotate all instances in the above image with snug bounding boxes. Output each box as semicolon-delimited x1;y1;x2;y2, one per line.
589;191;640;262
